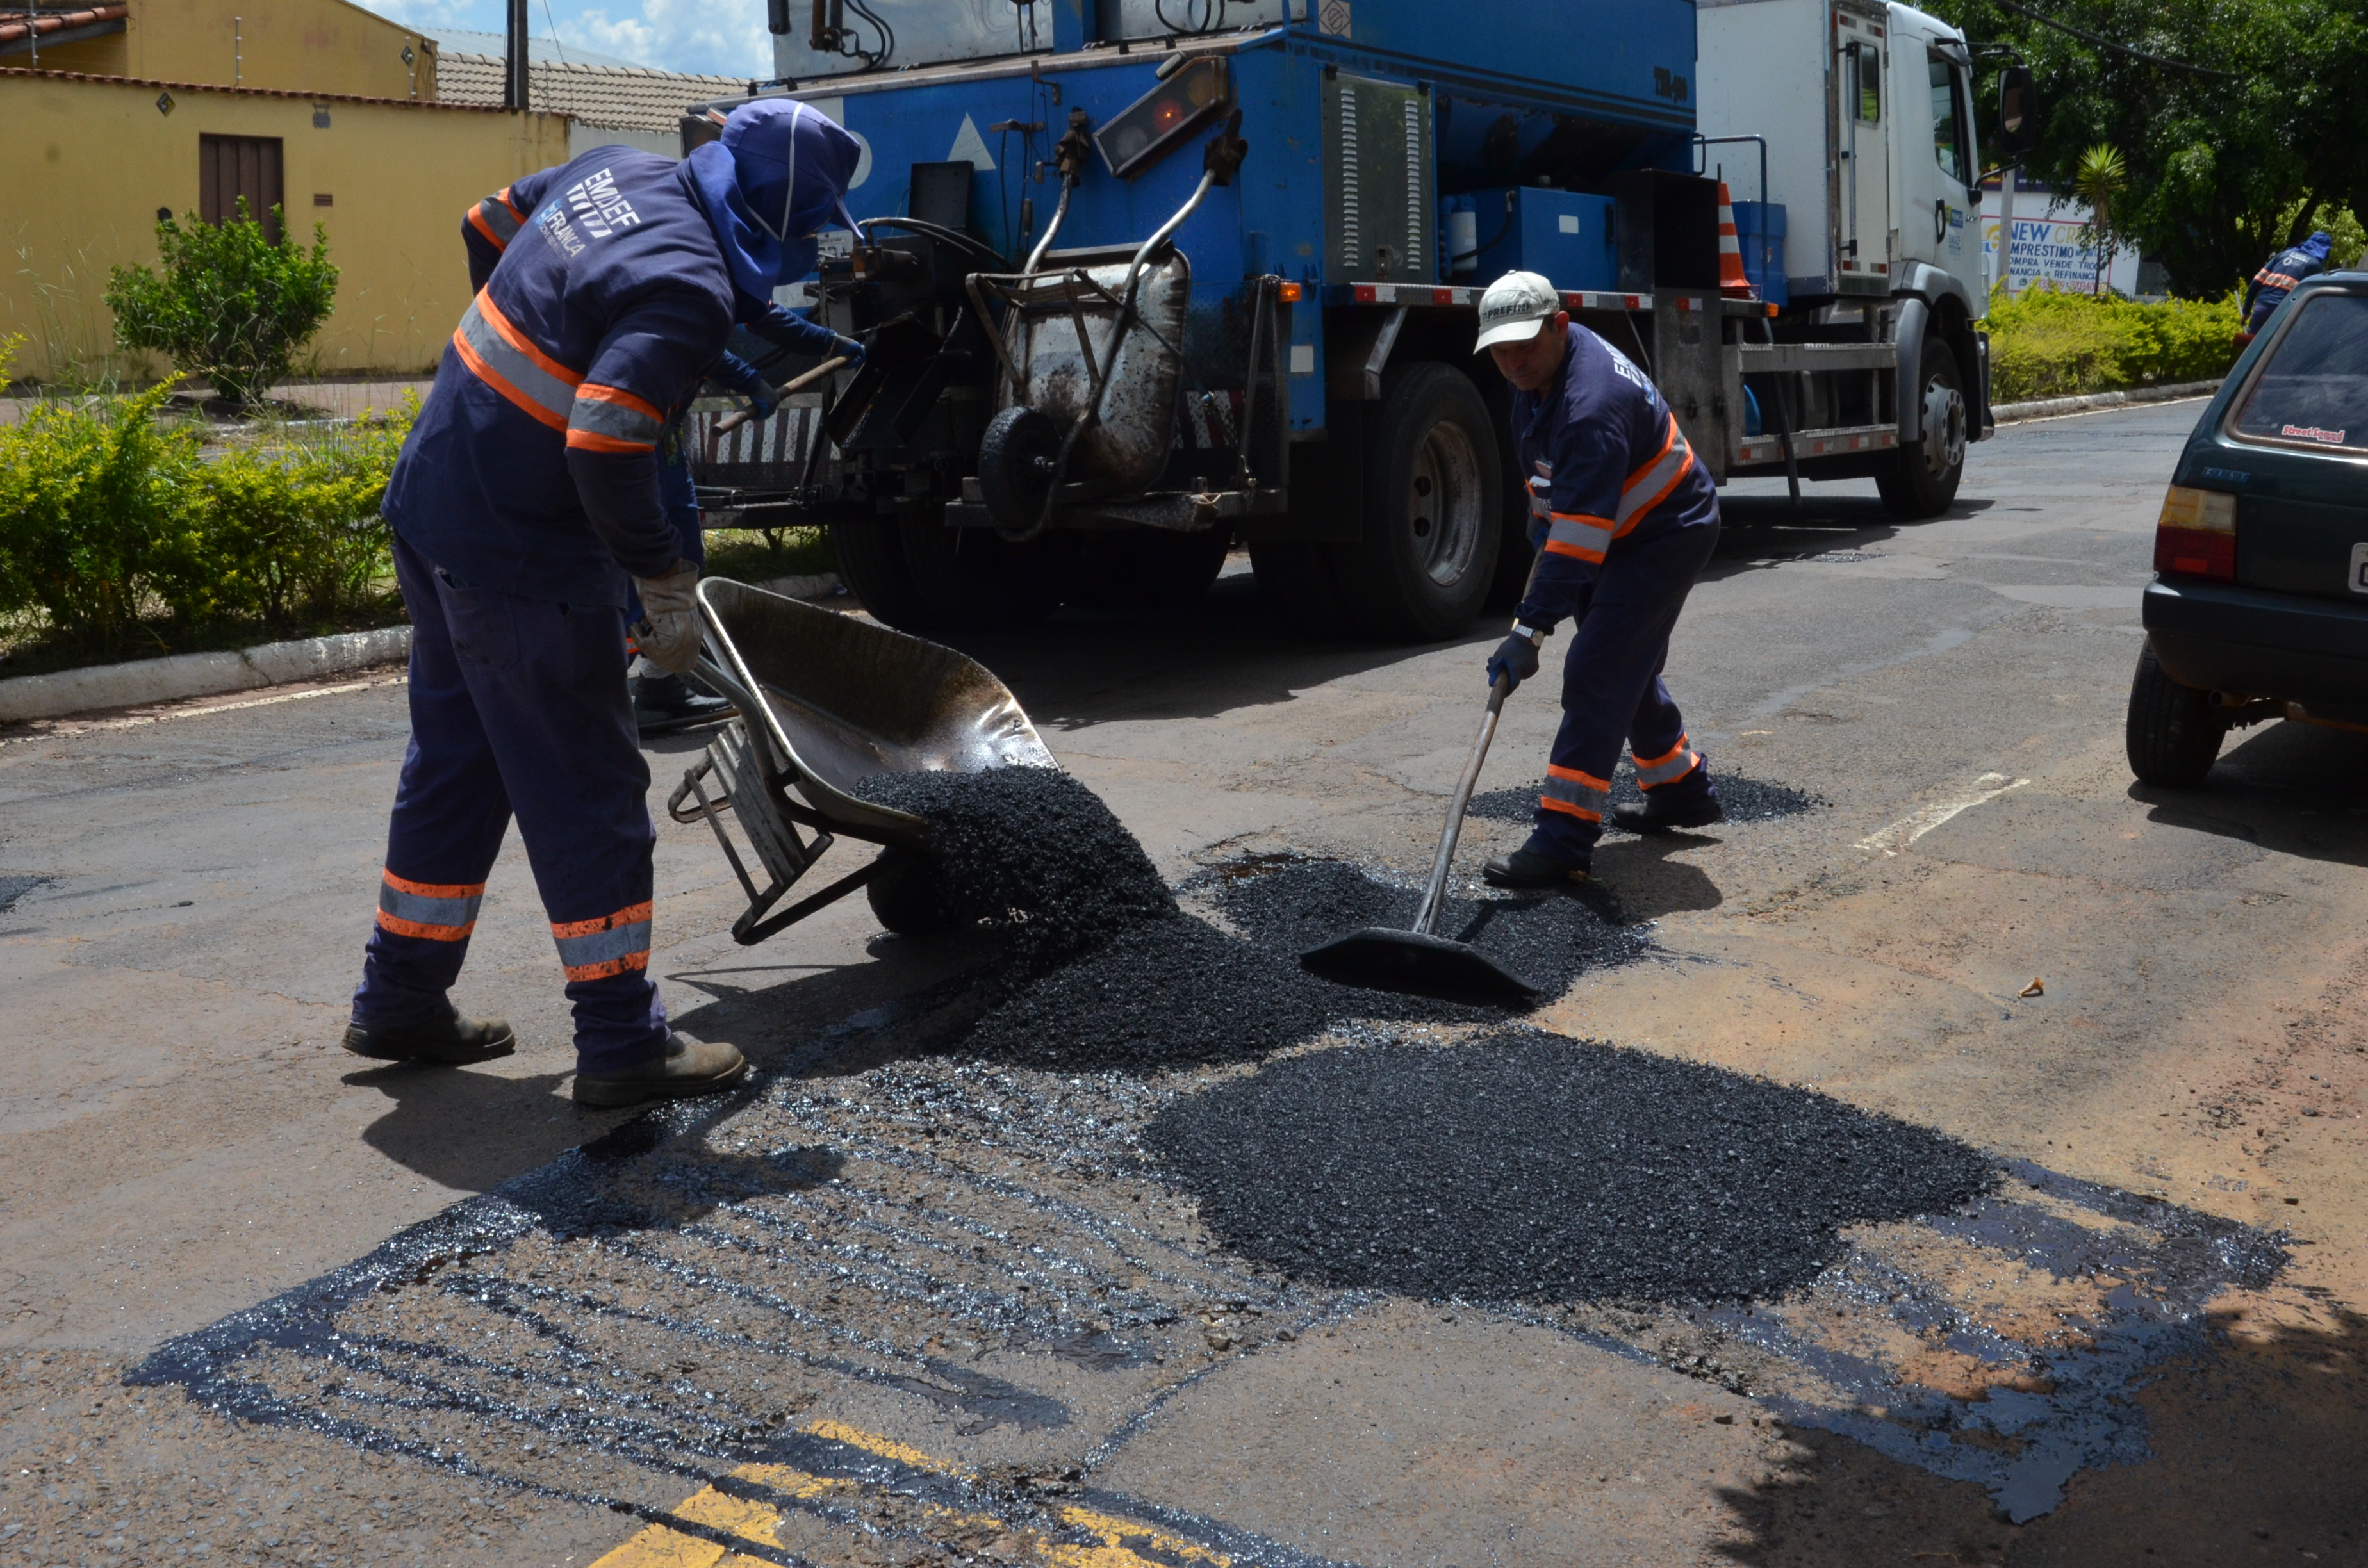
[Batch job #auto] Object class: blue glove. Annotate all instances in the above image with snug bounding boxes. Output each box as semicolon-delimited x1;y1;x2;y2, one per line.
834;334;867;369
1487;630;1542;692
709;350;778;421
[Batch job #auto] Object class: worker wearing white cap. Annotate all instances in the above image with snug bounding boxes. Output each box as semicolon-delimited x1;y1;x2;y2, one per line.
1474;271;1725;886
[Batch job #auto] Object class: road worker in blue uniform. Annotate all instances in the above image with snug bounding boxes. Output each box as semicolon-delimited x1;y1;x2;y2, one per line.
2239;231;2333;343
342;100;863;1107
1473;271;1723;888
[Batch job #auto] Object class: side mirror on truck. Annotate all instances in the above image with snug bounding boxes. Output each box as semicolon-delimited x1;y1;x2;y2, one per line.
1997;64;2041;158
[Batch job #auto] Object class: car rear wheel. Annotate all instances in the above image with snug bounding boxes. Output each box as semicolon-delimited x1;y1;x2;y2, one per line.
2125;642;2228;787
1328;362;1503;641
1877;338;1967;521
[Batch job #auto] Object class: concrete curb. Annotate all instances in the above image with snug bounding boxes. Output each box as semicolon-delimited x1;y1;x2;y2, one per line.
0;625;415;724
0;571;844;724
1992;379;2223;425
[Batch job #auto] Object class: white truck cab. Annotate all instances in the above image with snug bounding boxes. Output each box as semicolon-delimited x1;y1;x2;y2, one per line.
1698;0;1992;516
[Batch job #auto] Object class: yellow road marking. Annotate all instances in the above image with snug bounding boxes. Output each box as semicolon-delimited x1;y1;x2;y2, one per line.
589;1422;1227;1568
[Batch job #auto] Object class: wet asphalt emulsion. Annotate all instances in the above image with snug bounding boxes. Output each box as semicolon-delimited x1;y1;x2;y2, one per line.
1467;765;1826;829
1145;1029;1997;1304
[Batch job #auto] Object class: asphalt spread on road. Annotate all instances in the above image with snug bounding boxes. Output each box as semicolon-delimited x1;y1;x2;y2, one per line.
1145;1029;1998;1303
1468;765;1825;829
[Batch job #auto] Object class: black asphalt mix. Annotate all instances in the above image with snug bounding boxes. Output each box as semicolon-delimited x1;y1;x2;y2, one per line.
1467;765;1825;829
1143;1029;1998;1303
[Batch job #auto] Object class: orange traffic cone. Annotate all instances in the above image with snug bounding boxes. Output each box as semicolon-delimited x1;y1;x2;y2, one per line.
1716;181;1756;300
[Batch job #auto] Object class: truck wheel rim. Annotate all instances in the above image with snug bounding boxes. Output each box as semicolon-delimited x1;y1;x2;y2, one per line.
1411;420;1483;587
1922;376;1967;475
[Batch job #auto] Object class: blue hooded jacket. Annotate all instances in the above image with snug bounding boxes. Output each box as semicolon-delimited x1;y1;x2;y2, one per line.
2246;231;2333;331
686;99;865;301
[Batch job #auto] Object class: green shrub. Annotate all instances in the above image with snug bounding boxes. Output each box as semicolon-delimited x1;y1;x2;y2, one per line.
179;406;410;627
1986;285;2242;403
103;202;339;408
0;367;206;655
0;334;409;659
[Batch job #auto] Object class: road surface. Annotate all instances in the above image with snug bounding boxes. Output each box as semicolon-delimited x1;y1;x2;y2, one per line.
3;398;2363;1568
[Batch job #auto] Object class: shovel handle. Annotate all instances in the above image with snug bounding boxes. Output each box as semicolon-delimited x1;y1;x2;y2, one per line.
1409;671;1513;938
712;355;851;434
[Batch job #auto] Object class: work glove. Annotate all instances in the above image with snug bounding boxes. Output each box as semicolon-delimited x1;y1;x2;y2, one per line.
1486;626;1543;692
633;560;703;677
834;334;867;370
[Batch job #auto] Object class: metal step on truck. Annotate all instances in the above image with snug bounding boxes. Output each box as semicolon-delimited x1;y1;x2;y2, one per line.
682;0;2000;639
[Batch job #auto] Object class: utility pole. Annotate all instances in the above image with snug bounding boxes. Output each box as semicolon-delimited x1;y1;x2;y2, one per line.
504;0;529;111
1996;164;2018;298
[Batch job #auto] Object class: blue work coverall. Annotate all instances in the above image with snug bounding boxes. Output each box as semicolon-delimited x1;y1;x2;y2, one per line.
2244;233;2332;335
352;148;739;1072
1511;324;1722;865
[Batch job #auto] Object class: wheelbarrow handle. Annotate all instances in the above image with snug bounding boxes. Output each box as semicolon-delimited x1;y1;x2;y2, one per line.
1410;672;1514;938
713;355;851;434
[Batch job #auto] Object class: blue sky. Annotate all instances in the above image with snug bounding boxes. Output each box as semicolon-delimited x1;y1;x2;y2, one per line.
355;0;774;77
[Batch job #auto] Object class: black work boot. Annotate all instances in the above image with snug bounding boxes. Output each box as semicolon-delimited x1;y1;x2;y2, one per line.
573;1034;748;1109
343;1012;516;1065
1611;771;1725;835
1482;836;1592;889
632;673;732;736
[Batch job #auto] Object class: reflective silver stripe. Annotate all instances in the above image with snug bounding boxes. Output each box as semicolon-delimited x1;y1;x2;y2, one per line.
1527;478;1549;519
1544;514;1613;559
475;194;523;246
1615;416;1695;528
554;918;651;970
1542;771;1609;817
1635;747;1700;787
380;883;482;931
454;300;575;426
569;387;664;448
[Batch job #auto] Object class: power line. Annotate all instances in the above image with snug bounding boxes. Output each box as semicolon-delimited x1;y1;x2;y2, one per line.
1989;0;2241;78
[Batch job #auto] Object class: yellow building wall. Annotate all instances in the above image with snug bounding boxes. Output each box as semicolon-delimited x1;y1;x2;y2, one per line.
1;73;570;385
26;0;438;101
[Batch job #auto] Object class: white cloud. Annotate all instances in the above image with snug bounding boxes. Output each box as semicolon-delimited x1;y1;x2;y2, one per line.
354;0;497;31
555;0;771;76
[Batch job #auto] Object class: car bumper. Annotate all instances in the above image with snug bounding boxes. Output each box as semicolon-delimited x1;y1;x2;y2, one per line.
2142;577;2368;719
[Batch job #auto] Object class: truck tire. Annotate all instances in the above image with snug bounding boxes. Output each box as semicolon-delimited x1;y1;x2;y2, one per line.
897;516;1067;633
866;848;959;936
1329;363;1503;641
1065;527;1232;610
2125;642;2226;787
1877;338;1968;521
830;519;939;632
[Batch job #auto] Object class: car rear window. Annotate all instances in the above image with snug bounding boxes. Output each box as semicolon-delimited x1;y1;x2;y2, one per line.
2228;290;2368;453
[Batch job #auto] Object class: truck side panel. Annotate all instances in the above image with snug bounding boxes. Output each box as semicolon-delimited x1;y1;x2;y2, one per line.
1697;0;1832;298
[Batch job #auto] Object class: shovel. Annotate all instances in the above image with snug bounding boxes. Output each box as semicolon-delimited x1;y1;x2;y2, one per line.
1298;672;1542;1006
712;355;851;435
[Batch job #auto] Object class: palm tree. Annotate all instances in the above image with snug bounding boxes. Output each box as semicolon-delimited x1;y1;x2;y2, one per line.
2073;143;2128;296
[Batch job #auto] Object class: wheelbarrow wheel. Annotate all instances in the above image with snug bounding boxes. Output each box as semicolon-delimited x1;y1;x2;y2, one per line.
866;848;961;936
978;406;1063;535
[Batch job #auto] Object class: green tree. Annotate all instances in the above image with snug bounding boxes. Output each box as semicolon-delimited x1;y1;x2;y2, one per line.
2072;142;2128;291
103;200;339;407
1937;0;2368;298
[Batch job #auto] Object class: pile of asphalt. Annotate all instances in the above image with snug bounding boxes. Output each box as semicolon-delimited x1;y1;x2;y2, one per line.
853;765;1178;983
853;772;1649;1072
1145;1029;1995;1303
1468;765;1823;831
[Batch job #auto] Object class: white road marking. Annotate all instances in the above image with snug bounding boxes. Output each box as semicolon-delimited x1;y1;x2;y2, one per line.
1857;772;2030;856
0;675;406;746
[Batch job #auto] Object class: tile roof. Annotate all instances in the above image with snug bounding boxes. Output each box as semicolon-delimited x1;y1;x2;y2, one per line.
435;50;748;133
0;63;515;110
0;3;126;46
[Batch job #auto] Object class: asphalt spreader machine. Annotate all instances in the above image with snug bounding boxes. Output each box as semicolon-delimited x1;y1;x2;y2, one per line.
684;0;2003;641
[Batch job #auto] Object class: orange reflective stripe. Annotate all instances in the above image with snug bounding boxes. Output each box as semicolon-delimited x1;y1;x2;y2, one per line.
1543;512;1613;563
377;869;483;942
452;297;574;432
1542;763;1610;822
475;289;582;393
1634;735;1701;788
552;901;653;984
568;382;664;453
1631;737;1691;772
465;203;507;250
1614;414;1697;535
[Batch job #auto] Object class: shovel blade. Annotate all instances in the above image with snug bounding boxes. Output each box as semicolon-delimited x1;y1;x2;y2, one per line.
1298;927;1542;1008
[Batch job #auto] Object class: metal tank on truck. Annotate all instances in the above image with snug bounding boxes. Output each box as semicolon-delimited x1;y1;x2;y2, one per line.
680;0;2000;640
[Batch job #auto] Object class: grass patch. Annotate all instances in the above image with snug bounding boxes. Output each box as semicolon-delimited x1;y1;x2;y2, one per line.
702;524;837;584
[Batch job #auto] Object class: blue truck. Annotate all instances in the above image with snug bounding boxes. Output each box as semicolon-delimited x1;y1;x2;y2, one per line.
682;0;1997;637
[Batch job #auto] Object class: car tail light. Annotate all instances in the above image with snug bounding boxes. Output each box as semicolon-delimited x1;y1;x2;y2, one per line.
2153;485;2237;581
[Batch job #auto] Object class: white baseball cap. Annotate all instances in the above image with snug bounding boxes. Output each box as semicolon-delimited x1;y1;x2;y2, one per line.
1474;270;1563;352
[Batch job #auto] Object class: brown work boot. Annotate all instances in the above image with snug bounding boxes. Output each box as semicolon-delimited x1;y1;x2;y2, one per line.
571;1034;748;1108
342;1012;516;1065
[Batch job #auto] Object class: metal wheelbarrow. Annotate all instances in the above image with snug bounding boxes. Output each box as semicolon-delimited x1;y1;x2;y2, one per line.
665;578;1056;943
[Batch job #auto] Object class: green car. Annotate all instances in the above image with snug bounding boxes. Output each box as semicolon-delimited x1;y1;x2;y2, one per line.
2130;270;2368;786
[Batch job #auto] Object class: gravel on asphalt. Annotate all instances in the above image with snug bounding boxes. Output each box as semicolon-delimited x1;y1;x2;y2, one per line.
1145;1029;1996;1303
1468;765;1824;830
853;765;1178;984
